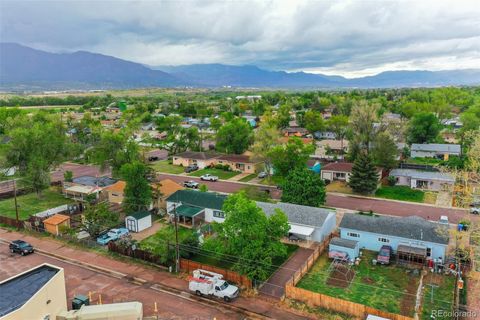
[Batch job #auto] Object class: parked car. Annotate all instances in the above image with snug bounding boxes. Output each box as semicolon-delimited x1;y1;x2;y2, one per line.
200;174;218;181
96;228;129;245
470;203;480;215
183;180;199;189
185;164;199;173
439;215;449;225
9;240;34;256
377;245;392;265
257;171;267;179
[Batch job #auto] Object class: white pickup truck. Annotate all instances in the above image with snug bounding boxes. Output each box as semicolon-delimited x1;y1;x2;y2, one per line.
188;269;239;302
200;174;219;181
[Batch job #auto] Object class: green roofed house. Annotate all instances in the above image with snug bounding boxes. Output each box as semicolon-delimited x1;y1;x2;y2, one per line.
165;189;227;227
125;211;152;232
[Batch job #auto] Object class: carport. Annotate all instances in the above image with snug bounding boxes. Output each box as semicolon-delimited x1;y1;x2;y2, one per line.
173;205;205;227
397;244;427;266
288;224;315;242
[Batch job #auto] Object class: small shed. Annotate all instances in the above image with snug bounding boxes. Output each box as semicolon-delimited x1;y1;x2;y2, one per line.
43;214;71;235
125;211;152;233
329;237;359;262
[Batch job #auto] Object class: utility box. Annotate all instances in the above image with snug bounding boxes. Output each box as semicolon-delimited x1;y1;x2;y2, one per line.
72;294;90;310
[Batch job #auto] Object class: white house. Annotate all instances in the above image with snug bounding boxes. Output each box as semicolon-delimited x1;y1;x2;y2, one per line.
166;190;336;242
410;143;461;159
390;169;455;191
339;214;449;263
125;211;152;233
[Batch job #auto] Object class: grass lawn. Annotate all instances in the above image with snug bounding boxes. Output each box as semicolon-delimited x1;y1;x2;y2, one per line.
189;168;239;180
259;175;285;186
0;188;74;220
375;185;425;203
150;160;185;174
326;181;354;194
297;251;419;316
238;174;257;182
191;242;299;278
421;274;455;320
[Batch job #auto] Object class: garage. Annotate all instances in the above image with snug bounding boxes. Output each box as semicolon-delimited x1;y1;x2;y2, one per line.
125;211;152;233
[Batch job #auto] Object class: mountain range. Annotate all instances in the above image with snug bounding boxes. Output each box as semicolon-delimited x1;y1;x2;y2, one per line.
1;43;479;90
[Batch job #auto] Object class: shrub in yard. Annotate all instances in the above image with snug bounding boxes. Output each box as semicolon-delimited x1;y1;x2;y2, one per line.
63;170;73;182
199;184;208;192
214;164;231;171
387;176;397;186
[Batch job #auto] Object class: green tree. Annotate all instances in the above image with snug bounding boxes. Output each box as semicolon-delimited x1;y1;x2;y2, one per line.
303;110;325;133
216;118;253;154
348;152;379;194
370;132;399;170
88;131;141;175
407;112;441;144
281;167;326;207
349;101;380;151
212;193;290;280
251;120;281;175
268;137;315;177
82;202;119;238
120;161;152;214
6;116;72;196
276;104;292;128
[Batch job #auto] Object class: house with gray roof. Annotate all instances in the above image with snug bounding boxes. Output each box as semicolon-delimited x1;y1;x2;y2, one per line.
410;143;461;159
339;214;449;261
390;168;455;191
166;190;336;242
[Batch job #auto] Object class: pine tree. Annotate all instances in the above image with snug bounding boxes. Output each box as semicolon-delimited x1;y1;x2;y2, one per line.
348;152;379;194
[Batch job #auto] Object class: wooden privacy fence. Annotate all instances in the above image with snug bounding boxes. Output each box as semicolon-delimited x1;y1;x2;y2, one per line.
286;233;333;287
180;258;252;289
108;242;167;266
286;285;414;320
0;216;24;229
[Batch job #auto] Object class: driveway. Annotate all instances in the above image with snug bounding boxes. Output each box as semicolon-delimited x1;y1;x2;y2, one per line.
259;247;313;299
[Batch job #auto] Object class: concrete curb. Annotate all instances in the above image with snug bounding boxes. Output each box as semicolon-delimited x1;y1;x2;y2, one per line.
327;192;468;211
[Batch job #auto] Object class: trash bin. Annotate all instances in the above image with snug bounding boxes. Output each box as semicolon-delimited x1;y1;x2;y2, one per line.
457;224;463;231
72;294;89;310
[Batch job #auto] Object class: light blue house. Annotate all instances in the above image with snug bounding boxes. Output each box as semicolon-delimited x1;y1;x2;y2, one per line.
339;214;449;262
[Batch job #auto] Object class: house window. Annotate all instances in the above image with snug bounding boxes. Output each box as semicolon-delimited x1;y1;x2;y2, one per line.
347;232;360;238
426;248;432;257
112;193;119;197
378;237;390;243
213;210;225;218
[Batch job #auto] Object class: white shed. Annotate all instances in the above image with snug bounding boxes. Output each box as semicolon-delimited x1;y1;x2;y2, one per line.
125;211;152;233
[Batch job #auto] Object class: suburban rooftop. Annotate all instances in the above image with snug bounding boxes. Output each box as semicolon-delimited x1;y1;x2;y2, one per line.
411;143;461;153
390;169;455;182
340;214;449;245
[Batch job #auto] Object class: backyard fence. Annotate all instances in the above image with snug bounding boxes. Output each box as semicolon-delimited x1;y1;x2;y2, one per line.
286;233;334;287
180;258;252;289
0;215;24;229
108;241;167;266
286;285;414;320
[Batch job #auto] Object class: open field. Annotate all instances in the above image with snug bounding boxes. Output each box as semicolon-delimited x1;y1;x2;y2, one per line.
150;160;185;174
375;185;425;203
0;188;73;220
297;251;419;316
189;168;240;180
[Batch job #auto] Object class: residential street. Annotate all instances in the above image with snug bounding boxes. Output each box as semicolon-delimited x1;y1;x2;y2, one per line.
157;173;477;224
0;228;313;320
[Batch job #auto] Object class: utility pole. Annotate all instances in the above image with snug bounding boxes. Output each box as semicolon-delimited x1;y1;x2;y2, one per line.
173;203;180;273
13;179;19;223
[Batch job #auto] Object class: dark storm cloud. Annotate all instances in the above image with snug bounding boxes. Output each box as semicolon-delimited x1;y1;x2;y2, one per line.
1;0;479;77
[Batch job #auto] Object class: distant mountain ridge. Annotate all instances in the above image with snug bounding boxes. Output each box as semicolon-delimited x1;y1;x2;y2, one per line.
1;43;479;90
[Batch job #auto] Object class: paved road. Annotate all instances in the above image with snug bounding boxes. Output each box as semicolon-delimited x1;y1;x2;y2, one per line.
0;243;243;319
158;173;478;224
158;173;282;198
0;229;312;320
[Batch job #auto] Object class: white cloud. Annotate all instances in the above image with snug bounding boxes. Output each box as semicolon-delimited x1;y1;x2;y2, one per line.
1;0;479;76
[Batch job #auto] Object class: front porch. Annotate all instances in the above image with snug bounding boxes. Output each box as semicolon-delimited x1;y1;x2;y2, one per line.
170;204;205;227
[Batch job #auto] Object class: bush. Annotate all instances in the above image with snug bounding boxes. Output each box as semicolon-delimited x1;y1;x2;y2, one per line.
387;176;397;186
214;164;231;171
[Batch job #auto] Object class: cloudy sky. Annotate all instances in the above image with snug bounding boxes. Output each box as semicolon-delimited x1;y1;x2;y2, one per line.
1;0;479;77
